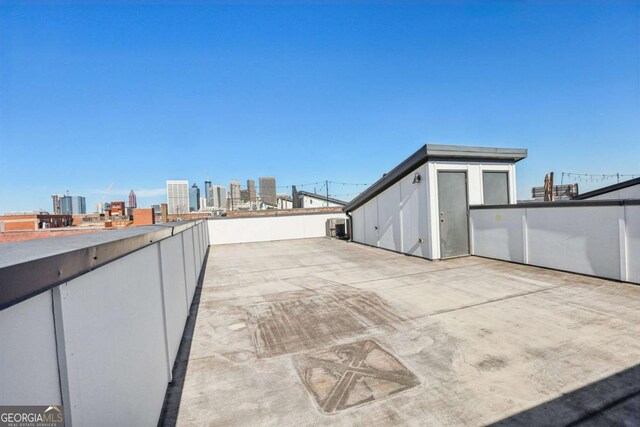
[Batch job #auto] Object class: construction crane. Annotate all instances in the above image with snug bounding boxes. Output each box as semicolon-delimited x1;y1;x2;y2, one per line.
99;182;115;211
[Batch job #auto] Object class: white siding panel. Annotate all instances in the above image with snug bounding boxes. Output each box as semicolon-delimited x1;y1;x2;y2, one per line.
352;207;365;244
471;208;525;262
58;244;169;427
526;206;620;280
364;197;379;246
400;165;429;256
377;182;402;252
159;237;189;369
626;205;640;283
0;291;62;405
182;229;197;304
207;213;347;245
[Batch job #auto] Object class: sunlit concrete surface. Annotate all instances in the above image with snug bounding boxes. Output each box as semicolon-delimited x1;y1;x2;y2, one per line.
167;238;640;426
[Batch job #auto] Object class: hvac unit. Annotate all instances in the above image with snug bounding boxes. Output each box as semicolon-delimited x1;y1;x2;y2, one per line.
326;218;349;240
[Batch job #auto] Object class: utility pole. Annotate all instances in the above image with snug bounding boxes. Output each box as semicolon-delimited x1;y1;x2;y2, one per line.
544;172;554;202
326;180;329;207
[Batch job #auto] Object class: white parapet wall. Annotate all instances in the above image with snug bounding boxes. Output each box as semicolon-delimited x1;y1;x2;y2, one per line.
469;201;640;284
0;220;209;426
207;212;347;245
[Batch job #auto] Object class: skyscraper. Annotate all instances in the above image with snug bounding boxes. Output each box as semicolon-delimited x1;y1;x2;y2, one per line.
247;179;257;202
166;180;189;215
229;180;241;210
210;185;227;210
128;190;137;208
189;183;200;212
259;177;277;207
204;181;212;207
51;195;63;214
60;195;86;215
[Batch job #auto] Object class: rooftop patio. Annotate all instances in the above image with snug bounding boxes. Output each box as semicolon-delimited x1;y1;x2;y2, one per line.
163;238;640;426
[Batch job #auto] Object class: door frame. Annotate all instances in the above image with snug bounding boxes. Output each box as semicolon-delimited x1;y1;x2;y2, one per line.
436;169;470;259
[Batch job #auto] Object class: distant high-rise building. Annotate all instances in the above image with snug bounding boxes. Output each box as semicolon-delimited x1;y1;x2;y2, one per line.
210;185;227;210
151;204;161;214
128;190;137;208
240;189;249;203
166;180;189;215
204;181;212;207
229;180;241;210
247;179;257;202
259;177;277;207
51;195;63;214
189;183;201;212
60;195;86;215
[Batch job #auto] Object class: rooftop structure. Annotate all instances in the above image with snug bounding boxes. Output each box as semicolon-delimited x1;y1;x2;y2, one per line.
296;190;346;208
344;144;527;260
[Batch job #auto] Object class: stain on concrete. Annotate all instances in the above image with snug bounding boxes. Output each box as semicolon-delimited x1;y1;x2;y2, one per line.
477;355;508;371
294;340;420;414
246;289;405;358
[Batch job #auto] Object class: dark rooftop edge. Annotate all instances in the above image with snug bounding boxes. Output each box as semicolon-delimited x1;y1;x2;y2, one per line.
470;199;640;209
572;177;640;200
0;220;203;312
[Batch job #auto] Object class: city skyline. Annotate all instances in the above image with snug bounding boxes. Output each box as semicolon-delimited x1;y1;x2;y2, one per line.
13;168;640;215
10;175;345;214
1;2;639;213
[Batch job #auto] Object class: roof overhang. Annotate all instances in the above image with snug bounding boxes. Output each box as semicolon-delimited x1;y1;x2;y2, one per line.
343;144;527;213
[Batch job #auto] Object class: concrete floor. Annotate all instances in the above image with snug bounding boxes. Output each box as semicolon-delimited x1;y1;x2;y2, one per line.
168;238;640;426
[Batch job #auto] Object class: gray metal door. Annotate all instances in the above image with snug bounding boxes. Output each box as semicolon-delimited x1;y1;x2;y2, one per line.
437;171;469;258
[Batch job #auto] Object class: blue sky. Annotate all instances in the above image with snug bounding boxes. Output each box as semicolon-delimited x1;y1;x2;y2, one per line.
1;1;638;212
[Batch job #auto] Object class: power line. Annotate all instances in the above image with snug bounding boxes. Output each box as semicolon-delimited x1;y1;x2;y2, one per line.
328;180;370;186
561;172;639;184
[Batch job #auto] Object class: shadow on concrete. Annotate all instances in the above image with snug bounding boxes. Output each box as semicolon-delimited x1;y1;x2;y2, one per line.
491;363;640;426
157;248;209;427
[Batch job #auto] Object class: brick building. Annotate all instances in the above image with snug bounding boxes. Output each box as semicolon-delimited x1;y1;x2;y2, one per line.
133;209;155;226
109;201;126;217
0;213;73;232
